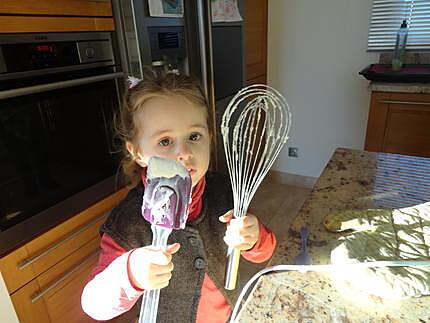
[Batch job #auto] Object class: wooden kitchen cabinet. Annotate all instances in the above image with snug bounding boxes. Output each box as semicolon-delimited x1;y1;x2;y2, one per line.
0;213;106;295
0;188;128;323
365;91;430;157
0;0;113;16
10;238;100;323
0;0;114;33
245;0;268;85
0;16;115;33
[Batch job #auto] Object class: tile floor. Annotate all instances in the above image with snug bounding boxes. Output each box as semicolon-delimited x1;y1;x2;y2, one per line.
237;173;311;288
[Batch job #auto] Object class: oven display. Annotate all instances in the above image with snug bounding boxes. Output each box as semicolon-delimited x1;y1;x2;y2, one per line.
36;45;54;53
1;42;79;73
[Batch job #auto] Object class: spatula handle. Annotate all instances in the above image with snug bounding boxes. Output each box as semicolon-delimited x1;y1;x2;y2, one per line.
140;289;160;323
139;225;172;323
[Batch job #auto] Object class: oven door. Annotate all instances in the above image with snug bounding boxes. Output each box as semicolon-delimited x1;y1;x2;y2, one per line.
0;69;123;253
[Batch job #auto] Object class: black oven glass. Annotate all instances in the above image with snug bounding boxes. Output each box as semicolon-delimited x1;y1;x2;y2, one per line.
0;80;120;231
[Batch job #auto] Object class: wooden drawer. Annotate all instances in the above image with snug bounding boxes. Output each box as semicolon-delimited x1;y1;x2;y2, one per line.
0;188;127;294
0;16;115;33
10;229;138;323
10;237;100;323
0;0;113;17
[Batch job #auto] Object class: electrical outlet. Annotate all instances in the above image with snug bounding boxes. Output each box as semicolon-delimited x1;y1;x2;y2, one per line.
288;147;299;158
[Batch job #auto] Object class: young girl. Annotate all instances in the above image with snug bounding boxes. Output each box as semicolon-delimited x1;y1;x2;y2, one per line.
81;74;276;323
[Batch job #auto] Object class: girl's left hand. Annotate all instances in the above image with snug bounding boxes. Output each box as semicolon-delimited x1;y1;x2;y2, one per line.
219;210;260;251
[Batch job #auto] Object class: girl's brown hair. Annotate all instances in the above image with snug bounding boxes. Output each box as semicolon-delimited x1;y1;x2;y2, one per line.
116;73;213;187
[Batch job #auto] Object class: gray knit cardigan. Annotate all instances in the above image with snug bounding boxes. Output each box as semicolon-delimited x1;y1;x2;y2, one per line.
100;172;239;322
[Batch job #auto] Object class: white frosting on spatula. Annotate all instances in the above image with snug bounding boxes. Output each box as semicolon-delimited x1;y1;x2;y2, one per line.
147;156;188;179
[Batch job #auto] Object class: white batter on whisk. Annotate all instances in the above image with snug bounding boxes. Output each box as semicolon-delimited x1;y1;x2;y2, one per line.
221;84;292;290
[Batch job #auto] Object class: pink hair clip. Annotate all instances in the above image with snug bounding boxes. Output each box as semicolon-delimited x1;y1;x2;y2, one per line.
127;76;142;89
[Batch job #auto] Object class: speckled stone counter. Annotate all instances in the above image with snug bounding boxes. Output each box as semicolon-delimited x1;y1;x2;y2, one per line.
370;82;430;94
237;148;430;322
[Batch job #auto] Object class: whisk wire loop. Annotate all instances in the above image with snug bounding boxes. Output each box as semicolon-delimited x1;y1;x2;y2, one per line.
221;84;292;290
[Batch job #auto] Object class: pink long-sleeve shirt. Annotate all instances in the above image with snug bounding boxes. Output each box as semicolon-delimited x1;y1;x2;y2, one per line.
81;224;276;322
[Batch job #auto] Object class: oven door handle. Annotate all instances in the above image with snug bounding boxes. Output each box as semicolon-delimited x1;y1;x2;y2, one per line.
0;72;124;100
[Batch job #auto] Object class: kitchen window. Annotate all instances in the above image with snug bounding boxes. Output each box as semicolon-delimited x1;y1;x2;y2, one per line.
368;0;430;51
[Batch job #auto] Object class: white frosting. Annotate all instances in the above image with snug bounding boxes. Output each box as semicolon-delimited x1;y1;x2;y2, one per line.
147;157;187;179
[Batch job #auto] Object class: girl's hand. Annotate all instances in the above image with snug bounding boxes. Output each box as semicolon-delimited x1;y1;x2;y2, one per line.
219;211;260;251
128;243;180;290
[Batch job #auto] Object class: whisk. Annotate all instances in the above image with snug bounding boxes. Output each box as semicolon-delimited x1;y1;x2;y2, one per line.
221;84;292;290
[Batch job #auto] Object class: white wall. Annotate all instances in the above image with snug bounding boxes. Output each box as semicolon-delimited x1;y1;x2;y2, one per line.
0;273;19;323
268;0;379;178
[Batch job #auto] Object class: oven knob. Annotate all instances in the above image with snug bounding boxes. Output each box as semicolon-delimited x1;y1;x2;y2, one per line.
85;47;95;58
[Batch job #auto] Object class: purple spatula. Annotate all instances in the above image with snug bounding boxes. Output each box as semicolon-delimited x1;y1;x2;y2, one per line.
139;156;192;323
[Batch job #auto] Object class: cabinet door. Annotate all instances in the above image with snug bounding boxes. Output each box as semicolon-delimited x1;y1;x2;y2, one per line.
0;0;114;33
11;238;100;323
365;92;430;157
383;103;430;156
245;0;268;84
0;16;114;33
38;253;99;323
0;0;113;16
9;280;51;323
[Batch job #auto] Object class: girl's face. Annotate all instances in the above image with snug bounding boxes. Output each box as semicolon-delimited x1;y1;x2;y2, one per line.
127;95;210;187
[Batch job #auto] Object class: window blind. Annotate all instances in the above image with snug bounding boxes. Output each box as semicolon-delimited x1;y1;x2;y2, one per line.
368;0;430;51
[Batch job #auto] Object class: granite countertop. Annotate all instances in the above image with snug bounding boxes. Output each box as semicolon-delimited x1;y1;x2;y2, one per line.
370;82;430;94
237;148;430;322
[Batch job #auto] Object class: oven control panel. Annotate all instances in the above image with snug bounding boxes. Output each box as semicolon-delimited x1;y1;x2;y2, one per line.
0;33;115;78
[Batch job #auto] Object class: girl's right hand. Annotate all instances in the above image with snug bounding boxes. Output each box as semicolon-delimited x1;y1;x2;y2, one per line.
128;243;180;290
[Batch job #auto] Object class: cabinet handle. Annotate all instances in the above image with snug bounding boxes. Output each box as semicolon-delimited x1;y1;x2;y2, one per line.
31;249;100;303
378;100;430;106
18;212;109;270
0;72;123;100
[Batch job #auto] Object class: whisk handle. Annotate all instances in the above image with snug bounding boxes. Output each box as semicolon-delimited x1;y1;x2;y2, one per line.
225;247;241;290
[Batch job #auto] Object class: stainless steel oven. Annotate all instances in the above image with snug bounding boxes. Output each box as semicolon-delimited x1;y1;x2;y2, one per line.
0;32;123;256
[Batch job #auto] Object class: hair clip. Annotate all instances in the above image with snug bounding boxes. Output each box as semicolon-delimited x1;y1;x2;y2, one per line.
127;76;142;89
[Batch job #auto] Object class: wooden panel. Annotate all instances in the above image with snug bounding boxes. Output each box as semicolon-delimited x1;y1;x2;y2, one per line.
44;257;98;323
364;92;390;152
0;188;128;294
247;74;267;86
11;239;99;323
0;0;113;17
384;104;430;157
10;280;50;323
365;92;430;157
0;16;115;33
37;238;100;323
27;214;107;279
388;92;430;103
245;0;268;81
0;246;35;298
12;236;138;323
